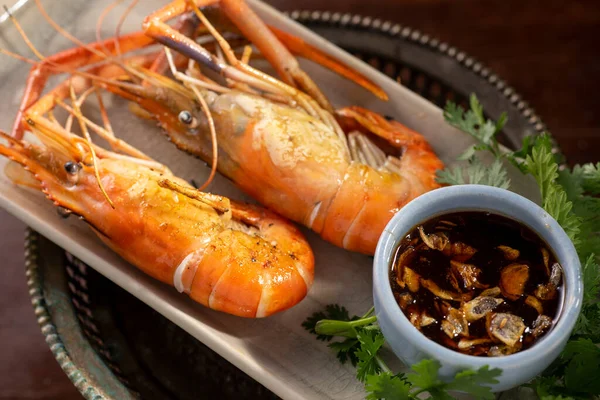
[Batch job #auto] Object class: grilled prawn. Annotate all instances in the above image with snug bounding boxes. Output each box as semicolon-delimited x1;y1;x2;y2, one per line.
134;0;443;255
118;86;443;255
0;109;314;318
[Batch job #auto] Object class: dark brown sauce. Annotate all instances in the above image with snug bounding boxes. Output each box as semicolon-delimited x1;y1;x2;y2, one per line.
390;211;563;357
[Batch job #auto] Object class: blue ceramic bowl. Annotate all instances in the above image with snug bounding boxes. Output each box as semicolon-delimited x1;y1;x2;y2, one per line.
373;185;583;392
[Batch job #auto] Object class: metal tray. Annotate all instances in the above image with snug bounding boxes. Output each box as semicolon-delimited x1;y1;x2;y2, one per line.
23;11;550;400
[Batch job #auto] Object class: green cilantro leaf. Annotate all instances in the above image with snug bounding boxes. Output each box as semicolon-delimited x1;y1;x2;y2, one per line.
581;163;600;194
510;135;538;160
532;375;563;399
323;304;352;321
302;303;502;400
525;140;558;201
328;338;360;365
562;339;600;394
355;329;386;382
525;140;581;244
365;373;411;400
474;158;511;188
444;366;501;400
302;310;329;340
404;360;500;400
436;158;511;189
543;185;581;245
456;144;477;161
581;255;600;305
443;94;505;159
557;168;584;201
504;134;556;173
574;307;600;342
573;264;600;341
435;166;465;186
558;165;600;263
406;359;443;389
427;389;456;400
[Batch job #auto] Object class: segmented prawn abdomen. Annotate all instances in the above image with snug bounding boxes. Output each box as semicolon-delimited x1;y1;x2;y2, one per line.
319;163;370;249
322;165;416;254
190;230;310;318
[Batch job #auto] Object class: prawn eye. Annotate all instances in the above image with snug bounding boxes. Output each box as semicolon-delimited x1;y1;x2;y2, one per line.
179;111;193;124
64;161;81;175
178;110;198;129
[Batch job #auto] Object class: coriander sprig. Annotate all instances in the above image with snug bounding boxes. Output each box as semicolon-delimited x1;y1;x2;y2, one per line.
444;94;506;161
438;94;553;187
366;359;500;400
525;138;582;244
303;305;501;399
436;158;511;189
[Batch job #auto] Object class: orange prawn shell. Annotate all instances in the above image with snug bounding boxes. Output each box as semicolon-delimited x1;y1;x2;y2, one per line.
0;138;315;318
91;164;314;318
203;94;443;255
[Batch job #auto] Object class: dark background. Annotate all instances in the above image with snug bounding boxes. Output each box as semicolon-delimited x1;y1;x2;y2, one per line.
1;0;598;398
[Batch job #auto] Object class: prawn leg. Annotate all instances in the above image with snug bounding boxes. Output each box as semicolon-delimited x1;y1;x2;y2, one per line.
217;0;332;110
337;106;444;190
177;5;387;100
11;31;155;139
142;0;385;111
144;12;201;82
142;0;335;109
9;0;199;140
22;51;164;161
337;106;435;149
266;25;388;101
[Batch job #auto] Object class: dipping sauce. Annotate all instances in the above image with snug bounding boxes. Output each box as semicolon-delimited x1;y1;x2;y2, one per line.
390;211;563;357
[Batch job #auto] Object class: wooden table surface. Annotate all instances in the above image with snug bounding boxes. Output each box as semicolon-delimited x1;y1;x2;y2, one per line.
1;0;598;398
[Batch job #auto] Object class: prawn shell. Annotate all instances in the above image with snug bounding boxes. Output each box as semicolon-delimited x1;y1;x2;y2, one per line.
190;230;309;317
0;130;315;319
321;165;413;254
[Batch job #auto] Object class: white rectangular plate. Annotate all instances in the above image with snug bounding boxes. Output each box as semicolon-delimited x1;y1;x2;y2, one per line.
0;1;538;398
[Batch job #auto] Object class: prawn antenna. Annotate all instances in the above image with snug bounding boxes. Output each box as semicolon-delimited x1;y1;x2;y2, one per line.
33;0;111;60
67;82;116;209
0;46;38;65
1;2;141;90
114;0;139;56
95;0;124;53
3;4;45;60
164;47;219;192
32;0;139;80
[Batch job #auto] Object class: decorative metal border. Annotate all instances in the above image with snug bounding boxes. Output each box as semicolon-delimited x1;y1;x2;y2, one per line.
24;229;107;400
64;252;136;392
22;11;558;400
285;10;547;133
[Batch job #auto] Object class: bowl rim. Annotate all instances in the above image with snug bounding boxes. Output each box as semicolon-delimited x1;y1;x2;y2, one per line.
373;184;583;368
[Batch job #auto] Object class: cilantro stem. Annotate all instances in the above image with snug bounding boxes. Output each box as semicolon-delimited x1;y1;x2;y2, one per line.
375;355;391;374
361;307;375;319
315;316;378;338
